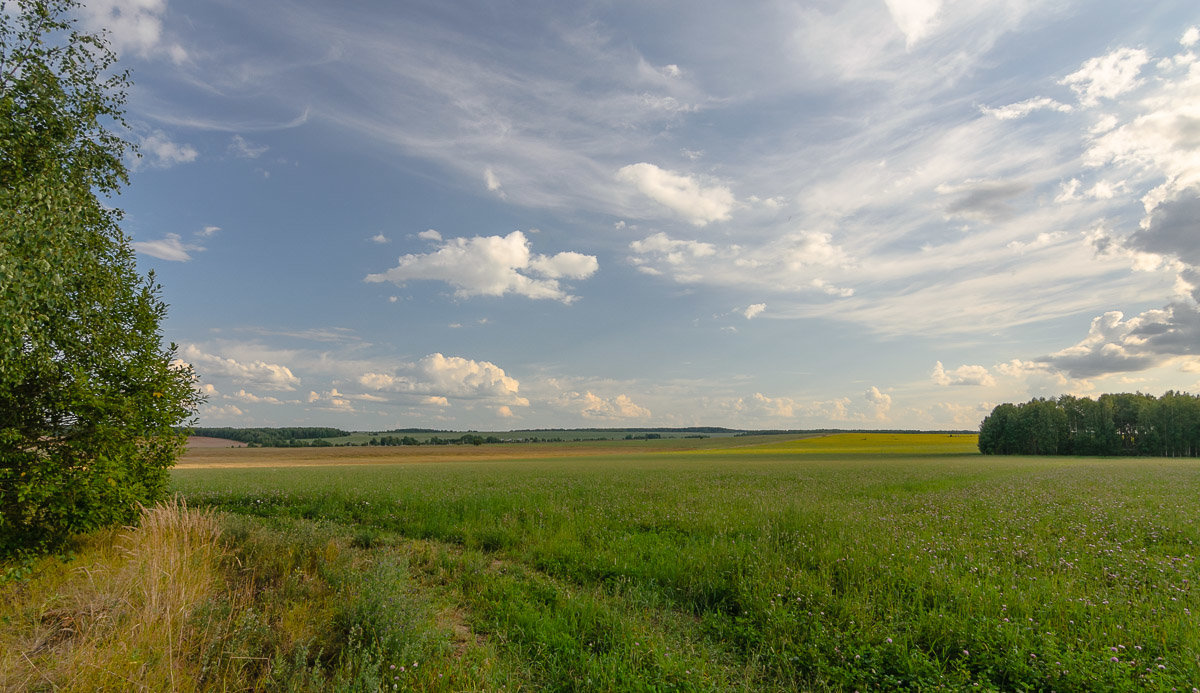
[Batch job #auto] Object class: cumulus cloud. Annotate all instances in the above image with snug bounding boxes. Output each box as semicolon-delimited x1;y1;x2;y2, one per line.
864;386;892;421
365;231;597;303
1082;91;1200;210
1129;195;1200;268
1061;47;1150;107
980;97;1073;120
370;233;390;244
307;388;354;411
747;392;797;418
743;303;766;320
77;0;186;63
202;404;244;420
616;163;734;226
556;391;651;420
1038;309;1188;378
132;233;204;261
231;389;284;405
180;345;301;391
360;353;529;406
931;361;996;387
418;229;442;241
137;130;198;168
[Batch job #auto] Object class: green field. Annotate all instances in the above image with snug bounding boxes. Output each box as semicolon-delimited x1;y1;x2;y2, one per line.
7;433;1198;691
160;433;1200;690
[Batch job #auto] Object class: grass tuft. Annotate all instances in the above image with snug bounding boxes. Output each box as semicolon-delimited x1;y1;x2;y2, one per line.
0;497;224;691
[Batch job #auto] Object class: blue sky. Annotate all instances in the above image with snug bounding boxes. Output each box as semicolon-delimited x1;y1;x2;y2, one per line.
83;0;1200;430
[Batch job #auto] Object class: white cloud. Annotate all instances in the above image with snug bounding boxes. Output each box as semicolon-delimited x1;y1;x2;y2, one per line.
1061;47;1150;107
77;0;186;63
201;404;244;420
1182;26;1199;48
423;395;450;407
231;389;284;405
307;388;354;411
883;0;943;49
864;386;892;421
484;167;505;197
418;229;442;241
370;233;390;244
980;97;1073;120
497;405;515;418
629;232;716;265
931;361;996;387
131;233;204;261
556;391;651;420
365;230;597;303
528;251;599;279
360;353;529;406
629;231;853;296
743;303;766;320
180;344;301;391
616;163;735;226
197;225;222;238
748;392;797;418
1039;310;1168;377
1081;57;1200;211
229;135;268;159
138;130;198;168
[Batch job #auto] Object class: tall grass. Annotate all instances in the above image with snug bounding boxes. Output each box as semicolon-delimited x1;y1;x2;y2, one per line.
6;434;1198;690
169;436;1200;690
0;498;223;691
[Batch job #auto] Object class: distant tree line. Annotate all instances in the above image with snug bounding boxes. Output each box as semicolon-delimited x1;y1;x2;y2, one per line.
978;392;1200;456
369;434;503;446
192;427;350;447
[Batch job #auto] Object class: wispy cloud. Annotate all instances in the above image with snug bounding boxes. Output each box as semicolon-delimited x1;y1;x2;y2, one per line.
229;134;269;159
132;233;204;261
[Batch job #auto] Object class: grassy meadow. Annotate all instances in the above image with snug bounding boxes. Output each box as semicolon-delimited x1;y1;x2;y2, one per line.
3;433;1198;691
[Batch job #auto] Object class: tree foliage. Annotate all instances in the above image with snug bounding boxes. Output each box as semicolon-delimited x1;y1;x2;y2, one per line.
0;1;201;556
191;426;351;447
979;392;1200;457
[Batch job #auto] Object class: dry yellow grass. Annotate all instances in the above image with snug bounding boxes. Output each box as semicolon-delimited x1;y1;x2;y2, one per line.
0;498;224;691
